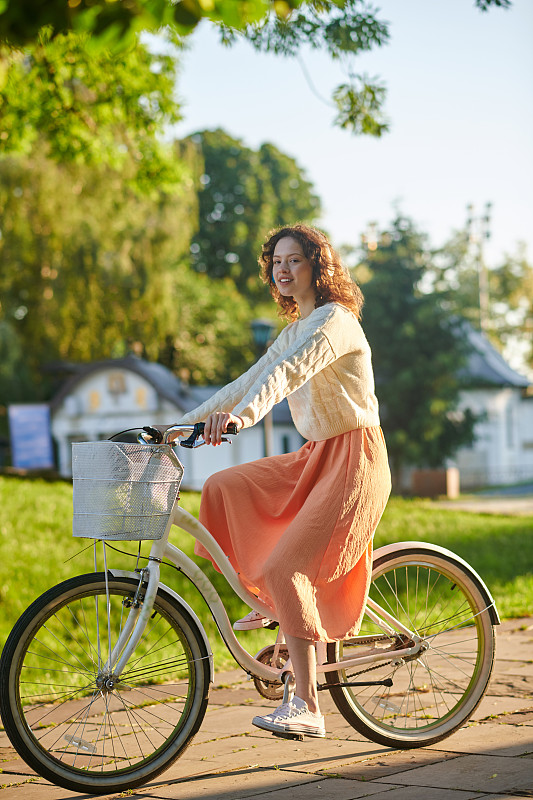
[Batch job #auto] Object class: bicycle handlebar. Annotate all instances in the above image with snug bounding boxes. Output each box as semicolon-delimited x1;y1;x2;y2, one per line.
138;422;238;449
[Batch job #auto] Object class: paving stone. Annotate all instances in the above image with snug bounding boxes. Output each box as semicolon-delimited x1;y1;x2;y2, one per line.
0;758;39;777
171;731;391;779
244;776;395;800
193;705;260;743
319;749;460;780
0;775;43;790
325;718;370;743
486;673;533;699
211;668;244;685
351;788;486;800
137;747;263;785
478;795;533;800
496;708;533;724
208;687;264;707
493;661;533;679
471;694;533;720
0;781;80;800
142;769;326;799
427;720;533;756
498;617;533;633
495;631;533;662
245;733;393;774
375;753;533;793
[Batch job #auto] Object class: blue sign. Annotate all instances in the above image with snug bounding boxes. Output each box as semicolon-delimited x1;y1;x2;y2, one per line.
8;404;55;470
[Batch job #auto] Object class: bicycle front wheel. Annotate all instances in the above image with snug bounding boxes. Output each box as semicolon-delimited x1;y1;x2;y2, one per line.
326;547;495;748
0;573;210;794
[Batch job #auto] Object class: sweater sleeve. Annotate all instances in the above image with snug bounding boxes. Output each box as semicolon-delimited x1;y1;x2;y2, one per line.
233;305;351;428
177;325;290;426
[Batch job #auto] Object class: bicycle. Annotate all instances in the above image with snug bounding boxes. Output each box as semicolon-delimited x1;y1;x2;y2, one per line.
0;423;500;795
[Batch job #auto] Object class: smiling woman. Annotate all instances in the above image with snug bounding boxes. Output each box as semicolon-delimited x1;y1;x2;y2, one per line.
272;237;316;318
260;224;364;323
157;222;391;739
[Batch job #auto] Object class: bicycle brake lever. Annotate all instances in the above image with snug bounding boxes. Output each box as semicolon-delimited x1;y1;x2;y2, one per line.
180;423;205;449
180;421;237;448
138;426;163;444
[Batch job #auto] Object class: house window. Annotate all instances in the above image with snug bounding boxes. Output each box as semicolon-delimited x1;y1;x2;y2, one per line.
135;387;147;409
108;373;127;395
89;391;100;412
281;435;291;454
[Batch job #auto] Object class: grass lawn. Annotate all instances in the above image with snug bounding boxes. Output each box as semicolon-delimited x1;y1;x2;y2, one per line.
1;475;531;669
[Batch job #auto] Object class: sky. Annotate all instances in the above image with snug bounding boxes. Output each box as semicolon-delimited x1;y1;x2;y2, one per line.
171;0;533;269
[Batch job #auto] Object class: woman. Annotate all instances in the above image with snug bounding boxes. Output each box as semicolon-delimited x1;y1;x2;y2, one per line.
170;224;391;739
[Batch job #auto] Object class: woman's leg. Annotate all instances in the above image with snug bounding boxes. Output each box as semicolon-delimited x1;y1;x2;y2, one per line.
251;630;325;738
284;633;320;714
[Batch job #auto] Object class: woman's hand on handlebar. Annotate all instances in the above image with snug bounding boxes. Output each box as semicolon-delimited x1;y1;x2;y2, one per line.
203;412;243;446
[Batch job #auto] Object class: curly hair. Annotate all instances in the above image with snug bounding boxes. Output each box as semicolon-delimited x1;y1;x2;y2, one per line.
259;224;364;321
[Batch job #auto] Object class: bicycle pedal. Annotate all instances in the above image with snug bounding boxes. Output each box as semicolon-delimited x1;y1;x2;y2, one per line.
271;731;305;742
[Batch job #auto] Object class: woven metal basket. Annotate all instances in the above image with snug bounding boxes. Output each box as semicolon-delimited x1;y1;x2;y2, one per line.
72;441;184;541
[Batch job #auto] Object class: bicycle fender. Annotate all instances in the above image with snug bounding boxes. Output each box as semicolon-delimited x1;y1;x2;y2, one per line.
107;569;215;682
372;542;500;625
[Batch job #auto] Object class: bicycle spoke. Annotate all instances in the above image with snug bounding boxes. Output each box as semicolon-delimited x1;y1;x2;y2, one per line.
328;552;494;745
2;576;210;790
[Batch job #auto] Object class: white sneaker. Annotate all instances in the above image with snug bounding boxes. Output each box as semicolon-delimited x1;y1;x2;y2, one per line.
233;610;276;631
252;696;326;738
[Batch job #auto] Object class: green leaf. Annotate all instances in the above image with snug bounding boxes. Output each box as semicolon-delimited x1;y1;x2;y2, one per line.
332;76;389;136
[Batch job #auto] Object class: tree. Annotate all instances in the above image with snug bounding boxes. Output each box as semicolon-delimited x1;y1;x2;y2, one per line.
159;271;258;385
1;1;512;138
0;143;187;389
188;129;320;294
0;0;511;46
489;247;533;371
0;30;184;187
0;138;259;417
259;142;321;227
430;232;533;374
356;217;476;487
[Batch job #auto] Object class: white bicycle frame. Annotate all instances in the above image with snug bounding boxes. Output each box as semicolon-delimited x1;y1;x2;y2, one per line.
106;513;424;688
104;426;497;689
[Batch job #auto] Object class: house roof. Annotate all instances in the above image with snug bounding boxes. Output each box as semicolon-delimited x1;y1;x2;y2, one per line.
50;354;195;412
49;354;293;422
460;323;531;389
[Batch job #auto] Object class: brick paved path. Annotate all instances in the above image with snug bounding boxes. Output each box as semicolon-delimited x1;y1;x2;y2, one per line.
1;618;532;799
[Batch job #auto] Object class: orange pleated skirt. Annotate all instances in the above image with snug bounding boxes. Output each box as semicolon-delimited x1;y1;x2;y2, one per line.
195;426;391;642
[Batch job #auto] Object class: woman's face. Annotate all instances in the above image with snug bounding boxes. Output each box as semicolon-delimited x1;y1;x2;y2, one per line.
272;237;316;314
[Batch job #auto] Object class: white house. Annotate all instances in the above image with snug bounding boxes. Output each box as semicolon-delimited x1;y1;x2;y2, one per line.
50;355;304;489
454;326;533;488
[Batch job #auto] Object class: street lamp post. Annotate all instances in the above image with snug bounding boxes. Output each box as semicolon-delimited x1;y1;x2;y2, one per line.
466;202;492;334
251;318;275;458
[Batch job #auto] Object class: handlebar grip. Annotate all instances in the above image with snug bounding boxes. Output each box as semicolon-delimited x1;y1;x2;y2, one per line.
196;422;238;436
180;421;239;448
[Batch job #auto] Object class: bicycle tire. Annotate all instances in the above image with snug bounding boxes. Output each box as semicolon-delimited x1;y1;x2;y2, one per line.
325;546;495;748
0;573;210;794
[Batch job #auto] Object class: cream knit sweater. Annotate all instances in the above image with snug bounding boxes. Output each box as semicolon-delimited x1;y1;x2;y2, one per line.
179;302;380;442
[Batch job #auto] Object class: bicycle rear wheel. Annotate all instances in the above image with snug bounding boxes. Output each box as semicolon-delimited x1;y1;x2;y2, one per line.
326;546;495;748
0;573;210;794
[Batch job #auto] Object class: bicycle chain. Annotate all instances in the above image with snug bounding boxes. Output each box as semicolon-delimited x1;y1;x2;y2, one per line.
339;634;398;679
344;634;394;646
344;658;395;679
